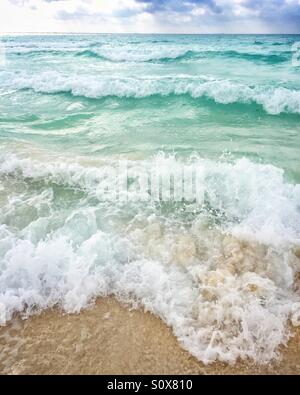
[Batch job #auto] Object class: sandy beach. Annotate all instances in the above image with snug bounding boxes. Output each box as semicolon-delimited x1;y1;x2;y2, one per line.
1;297;300;375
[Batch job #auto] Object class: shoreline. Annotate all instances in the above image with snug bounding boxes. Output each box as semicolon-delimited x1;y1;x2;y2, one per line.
1;297;300;375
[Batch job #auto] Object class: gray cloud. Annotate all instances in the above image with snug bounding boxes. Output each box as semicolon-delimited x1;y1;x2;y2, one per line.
6;0;300;33
135;0;300;31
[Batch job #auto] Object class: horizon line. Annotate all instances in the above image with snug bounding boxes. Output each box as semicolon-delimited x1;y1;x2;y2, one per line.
1;32;300;35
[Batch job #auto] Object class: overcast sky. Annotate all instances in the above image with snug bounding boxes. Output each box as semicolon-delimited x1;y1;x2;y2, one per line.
1;0;300;34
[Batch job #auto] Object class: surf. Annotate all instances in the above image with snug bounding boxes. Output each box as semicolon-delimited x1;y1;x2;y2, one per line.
4;71;300;115
0;33;300;366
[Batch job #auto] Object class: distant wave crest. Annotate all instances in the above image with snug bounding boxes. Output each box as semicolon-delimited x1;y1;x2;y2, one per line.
76;47;289;64
10;46;290;65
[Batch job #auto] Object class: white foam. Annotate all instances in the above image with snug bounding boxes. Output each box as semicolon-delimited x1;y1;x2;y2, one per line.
3;71;300;115
0;153;299;246
66;102;85;112
91;44;191;62
0;152;299;364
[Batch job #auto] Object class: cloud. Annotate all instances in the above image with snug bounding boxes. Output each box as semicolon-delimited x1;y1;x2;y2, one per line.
136;0;221;14
0;0;299;33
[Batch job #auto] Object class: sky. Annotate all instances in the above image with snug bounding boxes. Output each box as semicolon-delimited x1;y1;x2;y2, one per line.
1;0;300;34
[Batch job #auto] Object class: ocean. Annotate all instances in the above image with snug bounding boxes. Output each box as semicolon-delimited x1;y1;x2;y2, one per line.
0;34;299;364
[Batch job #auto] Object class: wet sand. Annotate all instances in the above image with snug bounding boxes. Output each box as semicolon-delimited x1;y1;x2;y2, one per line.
0;297;300;375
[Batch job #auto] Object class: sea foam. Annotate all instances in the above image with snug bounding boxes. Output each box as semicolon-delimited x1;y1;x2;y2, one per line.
0;151;299;364
3;71;300;115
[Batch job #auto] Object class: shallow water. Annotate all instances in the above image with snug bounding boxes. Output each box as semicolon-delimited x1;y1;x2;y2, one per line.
0;34;300;364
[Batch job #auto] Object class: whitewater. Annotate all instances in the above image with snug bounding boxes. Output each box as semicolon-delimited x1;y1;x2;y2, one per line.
0;34;299;364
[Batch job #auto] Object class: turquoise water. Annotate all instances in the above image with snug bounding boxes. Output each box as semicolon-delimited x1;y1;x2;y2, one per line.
0;34;300;363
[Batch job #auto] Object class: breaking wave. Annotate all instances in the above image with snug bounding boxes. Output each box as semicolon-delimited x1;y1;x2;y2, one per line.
4;71;300;115
0;151;299;364
75;48;288;64
7;45;290;65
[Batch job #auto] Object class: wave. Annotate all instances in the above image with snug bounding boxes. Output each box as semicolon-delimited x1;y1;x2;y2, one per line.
77;47;192;62
75;49;107;60
212;50;288;64
74;47;288;64
0;152;299;363
5;71;300;115
7;48;80;58
8;46;191;62
150;39;173;44
81;49;198;63
7;44;290;65
0;152;299;245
